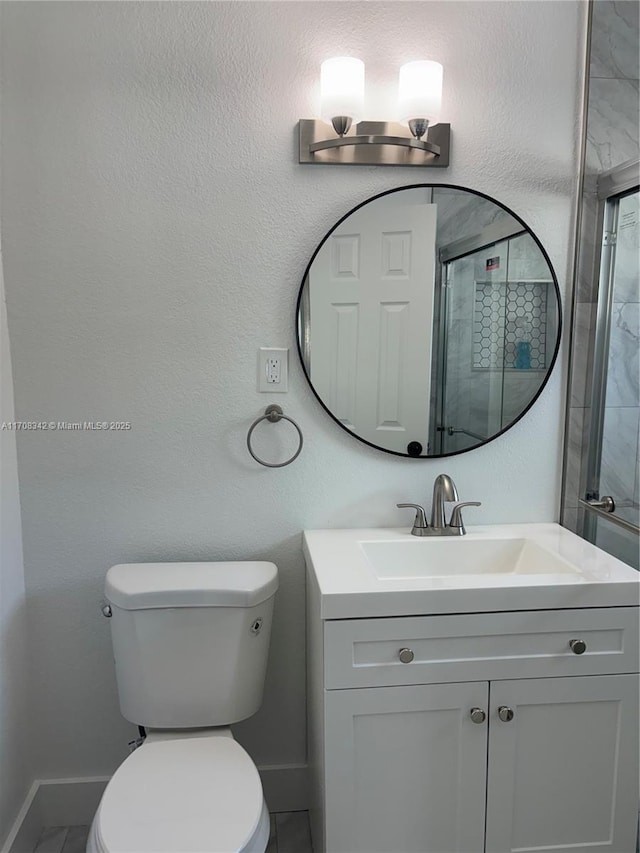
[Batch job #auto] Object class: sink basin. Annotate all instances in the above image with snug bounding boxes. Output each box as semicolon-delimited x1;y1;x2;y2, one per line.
361;537;578;580
302;523;640;619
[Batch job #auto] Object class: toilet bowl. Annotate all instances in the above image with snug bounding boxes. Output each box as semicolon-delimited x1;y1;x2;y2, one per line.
87;730;270;853
87;561;279;853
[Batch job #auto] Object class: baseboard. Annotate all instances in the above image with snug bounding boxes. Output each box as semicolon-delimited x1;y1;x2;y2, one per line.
1;765;308;853
37;778;110;828
0;782;41;853
1;778;109;853
258;763;309;812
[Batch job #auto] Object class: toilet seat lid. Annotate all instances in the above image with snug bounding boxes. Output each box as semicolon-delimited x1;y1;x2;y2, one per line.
97;736;264;853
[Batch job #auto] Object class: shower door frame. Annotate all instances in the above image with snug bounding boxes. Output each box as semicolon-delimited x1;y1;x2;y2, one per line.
581;159;640;543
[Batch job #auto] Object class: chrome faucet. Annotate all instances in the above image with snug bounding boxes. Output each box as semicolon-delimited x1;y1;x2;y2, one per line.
430;473;459;530
397;474;481;536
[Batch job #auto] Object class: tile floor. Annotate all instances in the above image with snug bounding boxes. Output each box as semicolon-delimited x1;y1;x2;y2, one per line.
33;811;313;853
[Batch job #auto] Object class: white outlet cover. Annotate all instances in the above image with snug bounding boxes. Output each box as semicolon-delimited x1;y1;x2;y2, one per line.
258;347;288;392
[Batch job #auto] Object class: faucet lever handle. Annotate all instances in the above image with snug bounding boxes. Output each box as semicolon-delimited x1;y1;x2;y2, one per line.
448;501;481;533
397;503;429;532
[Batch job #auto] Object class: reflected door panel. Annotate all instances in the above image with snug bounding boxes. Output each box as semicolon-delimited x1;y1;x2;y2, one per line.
309;202;436;454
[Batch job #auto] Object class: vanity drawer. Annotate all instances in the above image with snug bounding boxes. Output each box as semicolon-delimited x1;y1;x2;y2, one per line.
324;607;640;689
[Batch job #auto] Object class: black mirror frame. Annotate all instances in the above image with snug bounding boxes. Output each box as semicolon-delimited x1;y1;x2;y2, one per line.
295;182;562;459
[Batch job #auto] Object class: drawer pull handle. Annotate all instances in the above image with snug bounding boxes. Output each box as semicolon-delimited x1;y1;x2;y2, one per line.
569;638;587;655
398;648;414;664
470;708;486;724
498;706;514;722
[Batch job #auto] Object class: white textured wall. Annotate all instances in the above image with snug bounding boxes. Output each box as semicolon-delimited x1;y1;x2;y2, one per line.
0;246;32;840
1;1;585;781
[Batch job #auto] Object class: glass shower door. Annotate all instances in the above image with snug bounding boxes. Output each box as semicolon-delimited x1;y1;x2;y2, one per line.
582;180;640;569
437;246;508;455
437;233;558;455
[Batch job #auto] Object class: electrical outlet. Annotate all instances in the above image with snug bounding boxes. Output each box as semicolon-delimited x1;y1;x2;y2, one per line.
258;348;288;392
266;356;281;384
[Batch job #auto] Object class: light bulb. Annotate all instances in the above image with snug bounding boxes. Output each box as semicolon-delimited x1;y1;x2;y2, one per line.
398;60;443;127
320;57;365;128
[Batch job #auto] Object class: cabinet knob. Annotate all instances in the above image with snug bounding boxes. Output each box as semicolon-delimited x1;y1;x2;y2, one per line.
398;648;414;664
569;638;587;655
498;706;514;722
470;707;486;724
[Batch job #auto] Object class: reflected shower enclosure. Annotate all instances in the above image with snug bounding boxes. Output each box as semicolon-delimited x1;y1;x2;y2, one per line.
435;230;558;455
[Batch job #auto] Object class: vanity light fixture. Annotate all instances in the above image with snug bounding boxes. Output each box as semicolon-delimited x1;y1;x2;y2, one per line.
298;57;450;167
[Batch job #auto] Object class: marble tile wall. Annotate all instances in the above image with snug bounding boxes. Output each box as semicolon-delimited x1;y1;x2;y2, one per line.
562;1;639;542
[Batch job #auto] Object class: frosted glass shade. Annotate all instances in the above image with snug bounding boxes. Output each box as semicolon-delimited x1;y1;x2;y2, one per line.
398;60;443;124
320;57;365;124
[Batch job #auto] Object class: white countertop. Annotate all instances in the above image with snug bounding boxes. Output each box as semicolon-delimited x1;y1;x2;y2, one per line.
303;523;640;619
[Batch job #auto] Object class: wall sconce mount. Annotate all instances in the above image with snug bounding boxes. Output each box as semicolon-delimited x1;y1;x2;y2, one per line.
298;119;450;167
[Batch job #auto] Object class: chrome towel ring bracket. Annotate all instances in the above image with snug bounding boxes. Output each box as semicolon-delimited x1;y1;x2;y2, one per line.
247;405;304;468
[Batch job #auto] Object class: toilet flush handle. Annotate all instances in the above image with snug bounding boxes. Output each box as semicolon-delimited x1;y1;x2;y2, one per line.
101;604;112;618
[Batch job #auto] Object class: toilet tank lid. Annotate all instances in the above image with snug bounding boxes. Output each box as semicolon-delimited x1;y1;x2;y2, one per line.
105;561;278;610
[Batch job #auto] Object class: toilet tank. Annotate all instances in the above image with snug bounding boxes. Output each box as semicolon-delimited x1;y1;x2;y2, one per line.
104;562;278;728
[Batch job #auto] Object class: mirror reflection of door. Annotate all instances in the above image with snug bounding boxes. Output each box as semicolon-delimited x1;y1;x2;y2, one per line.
308;200;437;454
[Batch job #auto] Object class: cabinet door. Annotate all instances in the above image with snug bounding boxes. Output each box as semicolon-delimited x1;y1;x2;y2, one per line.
485;674;639;853
324;682;489;853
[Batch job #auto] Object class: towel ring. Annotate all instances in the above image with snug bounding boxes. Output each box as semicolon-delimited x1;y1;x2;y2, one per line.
247;405;304;468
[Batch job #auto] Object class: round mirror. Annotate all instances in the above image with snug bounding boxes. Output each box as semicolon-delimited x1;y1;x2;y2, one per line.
296;184;561;457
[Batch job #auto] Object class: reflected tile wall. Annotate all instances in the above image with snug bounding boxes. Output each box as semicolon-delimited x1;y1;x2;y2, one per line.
635;418;640;507
575;190;600;303
507;259;551;280
435;193;512;249
508;232;556;280
605;301;640;407
444;318;473;378
600;406;640;504
570;302;595;407
596;519;640;569
501;371;545;426
448;256;475;320
565;407;589;505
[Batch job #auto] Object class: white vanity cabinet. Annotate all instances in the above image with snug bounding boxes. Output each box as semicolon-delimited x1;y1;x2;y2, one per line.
307;595;640;853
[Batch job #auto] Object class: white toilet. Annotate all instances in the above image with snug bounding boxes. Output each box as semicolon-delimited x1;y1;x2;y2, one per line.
87;560;278;853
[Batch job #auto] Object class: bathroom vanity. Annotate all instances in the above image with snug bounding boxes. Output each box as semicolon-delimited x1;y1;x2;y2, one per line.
304;524;640;853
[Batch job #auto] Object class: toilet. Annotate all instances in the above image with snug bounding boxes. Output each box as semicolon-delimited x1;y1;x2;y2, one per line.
87;561;278;853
